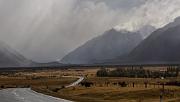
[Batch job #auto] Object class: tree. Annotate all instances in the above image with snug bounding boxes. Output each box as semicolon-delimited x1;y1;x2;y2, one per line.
96;68;108;77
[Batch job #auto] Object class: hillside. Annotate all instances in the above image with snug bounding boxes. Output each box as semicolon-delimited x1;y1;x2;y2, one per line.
0;42;32;67
61;29;143;64
123;17;180;64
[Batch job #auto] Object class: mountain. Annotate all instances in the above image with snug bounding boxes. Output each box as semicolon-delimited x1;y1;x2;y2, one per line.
124;17;180;64
36;61;64;67
61;29;143;64
0;42;32;67
138;25;156;38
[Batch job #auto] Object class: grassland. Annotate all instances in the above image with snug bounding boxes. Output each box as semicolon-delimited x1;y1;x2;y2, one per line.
0;69;78;89
34;77;180;102
0;67;180;102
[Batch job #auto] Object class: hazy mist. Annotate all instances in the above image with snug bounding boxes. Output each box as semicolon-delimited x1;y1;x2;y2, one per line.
0;0;180;62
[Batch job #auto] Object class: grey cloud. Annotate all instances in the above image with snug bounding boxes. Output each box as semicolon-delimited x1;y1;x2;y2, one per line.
0;0;179;62
115;0;180;31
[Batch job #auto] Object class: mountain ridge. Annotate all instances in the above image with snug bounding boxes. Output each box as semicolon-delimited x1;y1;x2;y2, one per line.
61;28;143;64
0;42;33;67
116;17;180;64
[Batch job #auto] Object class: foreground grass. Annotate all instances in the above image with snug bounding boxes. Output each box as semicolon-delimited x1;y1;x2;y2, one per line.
0;68;180;102
33;85;180;102
32;76;180;102
0;75;77;89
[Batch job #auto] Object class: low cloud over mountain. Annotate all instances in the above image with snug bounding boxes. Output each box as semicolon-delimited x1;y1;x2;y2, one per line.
61;29;143;64
123;17;180;64
0;42;32;67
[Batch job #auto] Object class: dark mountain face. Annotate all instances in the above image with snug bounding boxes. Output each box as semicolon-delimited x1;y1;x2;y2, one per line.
125;17;180;64
0;42;32;67
61;29;143;64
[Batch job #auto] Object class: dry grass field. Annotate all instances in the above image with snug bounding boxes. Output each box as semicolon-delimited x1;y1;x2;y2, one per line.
0;69;78;89
0;67;180;102
34;77;180;102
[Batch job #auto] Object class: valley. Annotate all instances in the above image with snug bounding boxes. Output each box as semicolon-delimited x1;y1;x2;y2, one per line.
0;66;179;102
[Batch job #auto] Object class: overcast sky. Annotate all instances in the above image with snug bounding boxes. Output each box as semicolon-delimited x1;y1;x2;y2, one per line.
0;0;180;62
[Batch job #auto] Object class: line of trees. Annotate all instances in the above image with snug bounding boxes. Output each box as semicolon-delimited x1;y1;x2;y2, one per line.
97;67;179;78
